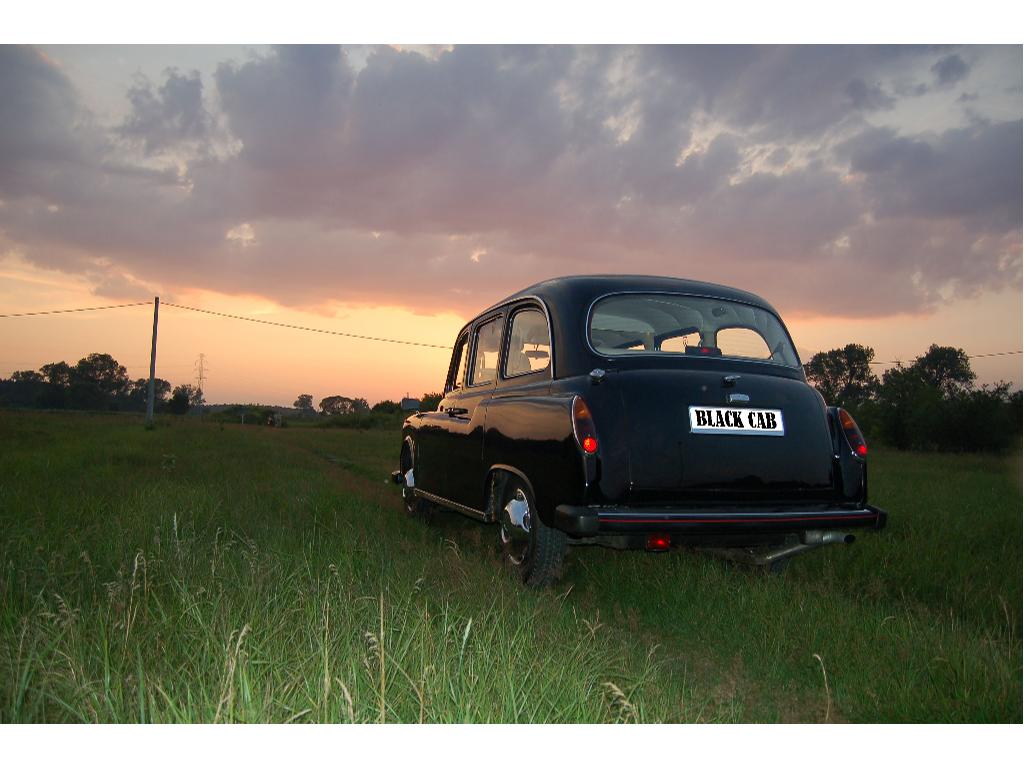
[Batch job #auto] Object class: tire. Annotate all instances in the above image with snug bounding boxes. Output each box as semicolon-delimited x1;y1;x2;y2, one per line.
403;487;434;524
495;474;567;587
401;440;434;524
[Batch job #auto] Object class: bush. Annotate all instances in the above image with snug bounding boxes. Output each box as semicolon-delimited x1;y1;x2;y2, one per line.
318;412;404;430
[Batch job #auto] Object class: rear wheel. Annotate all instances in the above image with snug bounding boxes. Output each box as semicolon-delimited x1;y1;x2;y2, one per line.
495;474;566;587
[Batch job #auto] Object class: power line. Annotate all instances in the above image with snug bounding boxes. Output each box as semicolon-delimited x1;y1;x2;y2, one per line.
964;350;1023;359
161;302;453;350
2;298;1018;361
0;301;151;319
866;351;1022;365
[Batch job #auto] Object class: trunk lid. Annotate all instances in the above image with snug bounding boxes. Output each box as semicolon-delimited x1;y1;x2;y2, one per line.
613;367;836;504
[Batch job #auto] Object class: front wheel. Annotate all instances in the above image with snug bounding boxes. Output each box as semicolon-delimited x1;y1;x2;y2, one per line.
401;440;433;524
496;475;566;587
403;486;434;524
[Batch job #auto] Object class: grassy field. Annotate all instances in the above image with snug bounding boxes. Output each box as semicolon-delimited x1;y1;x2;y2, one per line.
0;410;1020;723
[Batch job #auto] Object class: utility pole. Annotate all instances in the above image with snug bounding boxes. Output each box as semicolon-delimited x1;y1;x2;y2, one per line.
194;353;208;419
145;296;159;427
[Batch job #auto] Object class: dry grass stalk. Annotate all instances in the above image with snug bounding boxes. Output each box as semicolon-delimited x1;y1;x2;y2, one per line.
378;593;386;723
214;624;250;723
603;681;637;723
812;653;831;723
321;598;332;716
334;677;355;723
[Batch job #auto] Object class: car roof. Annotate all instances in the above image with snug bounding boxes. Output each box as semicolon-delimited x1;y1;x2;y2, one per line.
479;274;779;317
455;274;802;382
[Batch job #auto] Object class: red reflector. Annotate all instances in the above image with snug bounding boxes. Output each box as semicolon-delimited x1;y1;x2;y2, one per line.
646;534;671;551
856;443;868;457
582;436;598;454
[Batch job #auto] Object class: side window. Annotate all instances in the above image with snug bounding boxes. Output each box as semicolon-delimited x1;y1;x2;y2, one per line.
469;316;503;386
446;333;468;392
716;327;772;360
504;308;551;377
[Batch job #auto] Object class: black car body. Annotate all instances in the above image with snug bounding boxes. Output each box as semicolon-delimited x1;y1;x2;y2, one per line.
395;275;887;586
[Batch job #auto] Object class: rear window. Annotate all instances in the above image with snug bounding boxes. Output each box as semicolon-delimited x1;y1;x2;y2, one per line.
589;294;800;368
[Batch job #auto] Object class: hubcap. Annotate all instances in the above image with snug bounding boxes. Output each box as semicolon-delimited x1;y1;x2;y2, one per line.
500;488;531;565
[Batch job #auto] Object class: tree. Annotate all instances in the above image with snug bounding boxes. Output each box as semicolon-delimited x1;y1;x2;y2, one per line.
910;344;975;397
872;346;1019;452
371;399;402;415
0;371;48;408
803;344;879;408
126;378;170;410
293;394;314;412
876;364;935;450
318;395;371;416
320;395;351;416
36;362;73;408
169;384;202;415
420;391;444;411
40;361;72;388
69;353;130;410
11;370;43;384
319;395;341;415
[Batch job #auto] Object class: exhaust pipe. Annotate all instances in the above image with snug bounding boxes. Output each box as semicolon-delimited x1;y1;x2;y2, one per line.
805;530;856;546
760;530;855;564
737;530;856;566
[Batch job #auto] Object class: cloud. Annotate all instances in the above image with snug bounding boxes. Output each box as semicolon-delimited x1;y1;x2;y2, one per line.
932;53;970;86
840;120;1022;226
0;44;1020;321
0;46;95;198
119;68;212;155
844;78;896;111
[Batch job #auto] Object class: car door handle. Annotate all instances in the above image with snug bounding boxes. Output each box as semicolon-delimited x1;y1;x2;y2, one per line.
445;407;469;417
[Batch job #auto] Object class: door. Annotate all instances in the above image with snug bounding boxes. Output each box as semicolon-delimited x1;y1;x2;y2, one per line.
414;330;469;497
439;313;503;511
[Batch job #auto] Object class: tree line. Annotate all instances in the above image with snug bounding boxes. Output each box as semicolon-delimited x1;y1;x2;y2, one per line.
804;343;1021;453
292;392;445;416
6;347;1017;452
0;353;434;418
0;353;203;414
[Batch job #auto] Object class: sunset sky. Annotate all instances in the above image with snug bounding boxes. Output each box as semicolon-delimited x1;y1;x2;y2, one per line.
1;44;1021;405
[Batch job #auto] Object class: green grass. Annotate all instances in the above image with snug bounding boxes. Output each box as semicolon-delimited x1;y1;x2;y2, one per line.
0;410;1019;722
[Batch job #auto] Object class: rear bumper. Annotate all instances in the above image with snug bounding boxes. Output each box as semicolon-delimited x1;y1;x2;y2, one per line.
553;502;888;537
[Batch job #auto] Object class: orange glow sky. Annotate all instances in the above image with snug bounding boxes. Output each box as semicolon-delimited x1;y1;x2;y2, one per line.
1;253;1019;405
1;45;1020;404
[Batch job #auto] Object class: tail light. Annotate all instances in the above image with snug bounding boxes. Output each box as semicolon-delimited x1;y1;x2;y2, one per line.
572;396;599;454
646;534;671;551
837;408;868;458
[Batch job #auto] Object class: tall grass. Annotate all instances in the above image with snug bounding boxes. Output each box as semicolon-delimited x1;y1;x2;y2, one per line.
0;411;1019;722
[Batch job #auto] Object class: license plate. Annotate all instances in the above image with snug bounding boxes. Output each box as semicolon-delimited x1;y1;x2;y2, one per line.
688;406;785;436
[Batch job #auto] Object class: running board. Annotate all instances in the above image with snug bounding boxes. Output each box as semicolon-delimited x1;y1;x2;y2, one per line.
411;488;490;522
